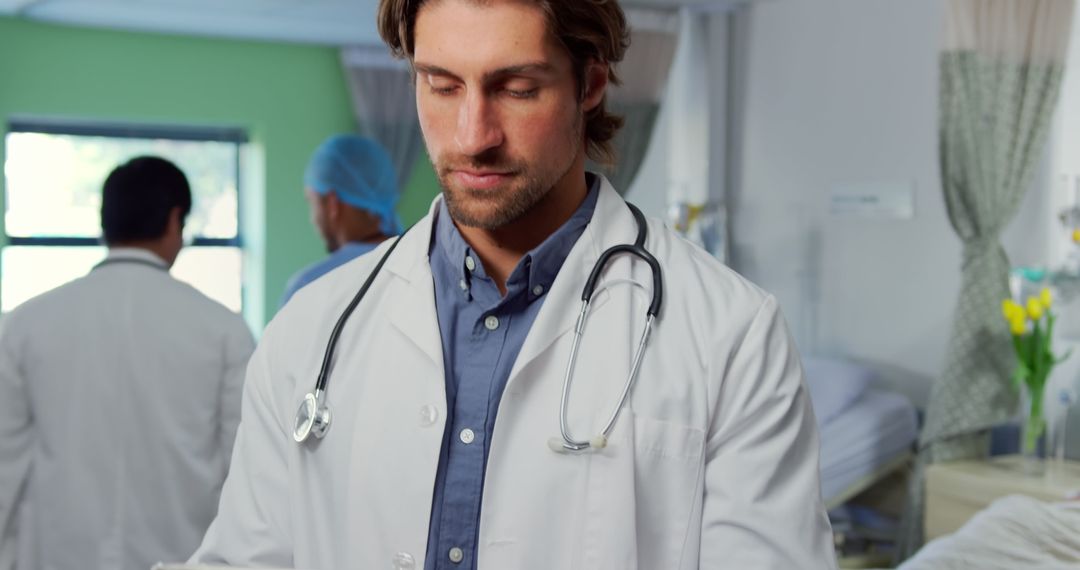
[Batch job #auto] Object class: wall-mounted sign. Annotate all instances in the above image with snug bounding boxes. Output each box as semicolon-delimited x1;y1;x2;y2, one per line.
829;180;916;220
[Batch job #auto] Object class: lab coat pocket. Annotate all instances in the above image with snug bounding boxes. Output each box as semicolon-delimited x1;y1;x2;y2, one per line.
582;409;705;570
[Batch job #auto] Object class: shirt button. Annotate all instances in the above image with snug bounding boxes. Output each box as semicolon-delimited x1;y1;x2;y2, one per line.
532;284;544;296
459;279;468;291
459;428;475;444
465;255;476;272
449;547;464;564
484;315;499;331
419;405;439;427
392;552;416;570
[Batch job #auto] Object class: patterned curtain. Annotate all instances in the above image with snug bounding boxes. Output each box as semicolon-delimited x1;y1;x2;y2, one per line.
896;0;1075;560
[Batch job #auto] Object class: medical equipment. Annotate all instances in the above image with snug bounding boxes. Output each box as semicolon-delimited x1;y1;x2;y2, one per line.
293;201;663;454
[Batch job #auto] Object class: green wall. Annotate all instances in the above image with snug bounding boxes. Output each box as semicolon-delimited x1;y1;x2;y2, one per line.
0;17;440;327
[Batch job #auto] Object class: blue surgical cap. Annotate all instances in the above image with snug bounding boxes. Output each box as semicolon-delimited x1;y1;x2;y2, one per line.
304;135;403;235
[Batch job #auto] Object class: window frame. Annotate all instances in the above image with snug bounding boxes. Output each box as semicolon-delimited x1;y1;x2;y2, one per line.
2;119;249;307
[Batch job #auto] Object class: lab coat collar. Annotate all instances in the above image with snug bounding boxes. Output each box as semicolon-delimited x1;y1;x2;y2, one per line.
383;203;442;365
506;176;638;382
383;174;632;285
102;247;169;268
381;174;639;377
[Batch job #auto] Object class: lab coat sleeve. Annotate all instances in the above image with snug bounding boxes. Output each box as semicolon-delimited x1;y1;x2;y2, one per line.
219;322;256;461
0;326;31;570
191;338;293;567
699;295;836;569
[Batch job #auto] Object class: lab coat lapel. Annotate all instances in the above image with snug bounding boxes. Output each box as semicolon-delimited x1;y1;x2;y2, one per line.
384;201;443;367
506;178;641;385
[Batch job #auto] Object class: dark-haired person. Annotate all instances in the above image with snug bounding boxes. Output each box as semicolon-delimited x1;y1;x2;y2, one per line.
0;156;254;570
191;0;835;568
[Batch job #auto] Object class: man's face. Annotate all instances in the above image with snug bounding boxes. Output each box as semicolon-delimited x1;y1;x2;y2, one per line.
305;188;337;252
413;0;585;230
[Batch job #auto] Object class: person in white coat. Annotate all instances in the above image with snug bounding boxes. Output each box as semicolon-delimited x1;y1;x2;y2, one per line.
0;156;255;570
191;0;836;568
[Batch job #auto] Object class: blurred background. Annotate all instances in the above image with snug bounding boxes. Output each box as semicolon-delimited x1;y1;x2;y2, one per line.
4;0;1080;567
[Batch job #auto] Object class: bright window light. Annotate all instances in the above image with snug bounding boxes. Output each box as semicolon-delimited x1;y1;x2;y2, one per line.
2;122;246;314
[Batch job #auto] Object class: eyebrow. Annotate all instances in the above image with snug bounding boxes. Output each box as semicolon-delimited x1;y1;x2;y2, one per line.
413;62;556;82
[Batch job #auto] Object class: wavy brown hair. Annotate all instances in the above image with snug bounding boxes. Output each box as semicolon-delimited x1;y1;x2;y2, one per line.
378;0;630;166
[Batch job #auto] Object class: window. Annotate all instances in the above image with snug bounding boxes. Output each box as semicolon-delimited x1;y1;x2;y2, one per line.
2;121;246;313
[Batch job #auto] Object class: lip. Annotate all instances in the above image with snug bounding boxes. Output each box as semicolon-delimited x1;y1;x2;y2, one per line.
452;169;512;190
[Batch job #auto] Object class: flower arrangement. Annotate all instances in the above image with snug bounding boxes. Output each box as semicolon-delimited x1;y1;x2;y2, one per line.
1002;288;1070;457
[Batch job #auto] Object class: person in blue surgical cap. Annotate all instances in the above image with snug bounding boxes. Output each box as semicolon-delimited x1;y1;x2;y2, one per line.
280;135;403;307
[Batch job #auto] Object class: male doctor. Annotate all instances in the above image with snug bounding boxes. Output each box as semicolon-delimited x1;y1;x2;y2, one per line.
192;0;836;568
0;157;254;570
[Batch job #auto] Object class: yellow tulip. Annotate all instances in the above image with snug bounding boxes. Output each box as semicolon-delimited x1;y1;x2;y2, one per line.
1040;287;1053;310
1009;317;1027;336
1002;299;1026;322
1027;297;1044;320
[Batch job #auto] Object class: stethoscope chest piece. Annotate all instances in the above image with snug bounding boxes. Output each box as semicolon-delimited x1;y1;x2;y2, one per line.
293;391;331;443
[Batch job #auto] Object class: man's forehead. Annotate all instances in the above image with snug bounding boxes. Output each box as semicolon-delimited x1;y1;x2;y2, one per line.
412;0;562;71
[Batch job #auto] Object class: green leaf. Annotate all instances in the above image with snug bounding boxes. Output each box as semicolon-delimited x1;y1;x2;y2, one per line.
1012;362;1031;390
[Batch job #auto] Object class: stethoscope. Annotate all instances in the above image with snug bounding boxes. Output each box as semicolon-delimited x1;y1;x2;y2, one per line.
293;200;663;455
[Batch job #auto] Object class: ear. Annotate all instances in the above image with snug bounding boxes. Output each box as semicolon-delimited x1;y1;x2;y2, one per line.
582;60;610;112
324;191;343;221
168;207;184;235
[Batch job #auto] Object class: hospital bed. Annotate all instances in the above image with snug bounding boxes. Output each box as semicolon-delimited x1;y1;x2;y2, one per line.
804;358;919;509
820;390;917;509
804;357;919;566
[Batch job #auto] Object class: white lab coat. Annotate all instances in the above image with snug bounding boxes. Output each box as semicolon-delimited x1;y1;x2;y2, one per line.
193;179;836;569
0;248;255;570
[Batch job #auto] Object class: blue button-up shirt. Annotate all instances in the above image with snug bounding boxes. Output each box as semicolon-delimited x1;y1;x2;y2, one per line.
424;176;600;570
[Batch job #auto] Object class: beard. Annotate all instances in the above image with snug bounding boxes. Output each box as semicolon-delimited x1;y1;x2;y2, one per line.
432;114;583;230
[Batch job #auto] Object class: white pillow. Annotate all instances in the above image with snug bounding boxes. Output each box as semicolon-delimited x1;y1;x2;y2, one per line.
802;357;874;427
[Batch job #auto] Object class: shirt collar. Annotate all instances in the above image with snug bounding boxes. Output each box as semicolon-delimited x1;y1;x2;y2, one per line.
432;173;602;301
105;247;169;268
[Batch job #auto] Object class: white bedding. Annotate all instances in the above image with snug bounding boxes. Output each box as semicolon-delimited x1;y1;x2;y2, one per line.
803;357;873;426
898;495;1080;569
818;389;918;503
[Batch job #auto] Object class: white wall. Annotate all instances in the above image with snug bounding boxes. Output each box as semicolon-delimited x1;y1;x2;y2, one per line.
729;0;1080;409
730;0;958;407
628;0;1068;409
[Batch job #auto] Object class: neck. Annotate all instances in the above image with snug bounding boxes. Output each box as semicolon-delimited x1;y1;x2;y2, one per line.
331;210;391;251
331;229;389;251
455;157;588;294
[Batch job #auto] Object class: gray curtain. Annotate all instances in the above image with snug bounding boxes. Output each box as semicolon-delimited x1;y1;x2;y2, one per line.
896;0;1074;560
588;21;678;194
340;46;424;190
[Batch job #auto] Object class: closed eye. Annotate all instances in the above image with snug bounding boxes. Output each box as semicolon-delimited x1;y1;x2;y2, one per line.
505;88;539;99
429;85;458;96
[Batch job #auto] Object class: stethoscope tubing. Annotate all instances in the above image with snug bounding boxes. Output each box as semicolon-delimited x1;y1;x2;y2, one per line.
314;229;411;394
298;200;662;452
554;205;661;451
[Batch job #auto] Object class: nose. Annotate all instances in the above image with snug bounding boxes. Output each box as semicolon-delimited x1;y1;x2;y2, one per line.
454;91;503;156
